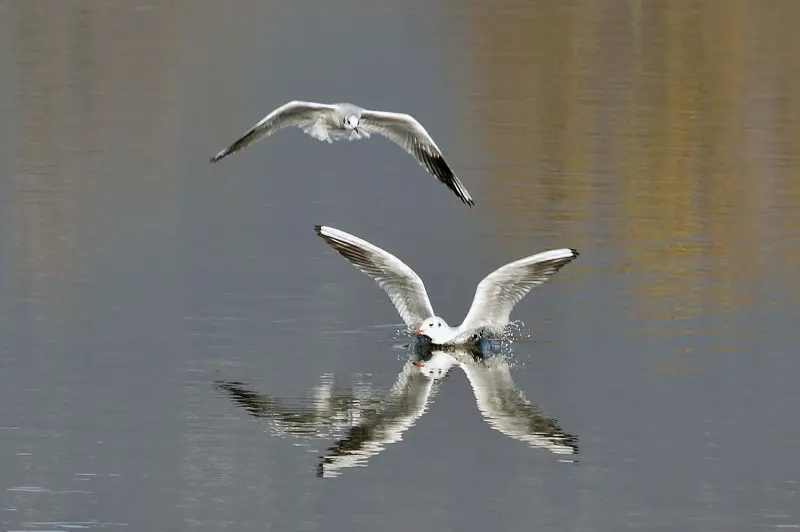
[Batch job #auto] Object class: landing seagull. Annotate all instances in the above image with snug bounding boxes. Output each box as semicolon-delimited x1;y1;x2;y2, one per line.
314;225;579;345
210;100;474;206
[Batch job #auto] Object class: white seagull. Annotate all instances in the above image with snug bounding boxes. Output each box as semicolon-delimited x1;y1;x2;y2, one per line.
314;225;579;345
210;100;474;206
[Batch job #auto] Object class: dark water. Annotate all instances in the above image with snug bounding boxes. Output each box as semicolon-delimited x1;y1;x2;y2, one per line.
1;1;800;530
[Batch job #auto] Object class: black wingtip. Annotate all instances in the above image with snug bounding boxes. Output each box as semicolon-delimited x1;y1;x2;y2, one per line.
570;248;580;258
458;185;475;206
313;224;324;235
418;148;475;207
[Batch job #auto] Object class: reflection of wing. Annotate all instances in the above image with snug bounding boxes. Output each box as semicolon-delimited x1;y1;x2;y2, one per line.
317;356;450;477
458;354;579;456
215;375;385;440
214;354;449;478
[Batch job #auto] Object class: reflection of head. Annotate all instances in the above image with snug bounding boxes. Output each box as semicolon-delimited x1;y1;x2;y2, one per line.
413;337;483;362
411;339;472;380
414;352;457;379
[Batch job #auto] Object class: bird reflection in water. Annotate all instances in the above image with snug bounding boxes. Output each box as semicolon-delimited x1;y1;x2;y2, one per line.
215;340;578;478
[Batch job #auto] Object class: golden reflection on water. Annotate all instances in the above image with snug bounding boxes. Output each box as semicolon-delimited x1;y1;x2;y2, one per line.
460;0;800;338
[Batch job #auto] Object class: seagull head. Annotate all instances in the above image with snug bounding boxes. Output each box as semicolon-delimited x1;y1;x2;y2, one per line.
343;114;360;130
414;316;453;344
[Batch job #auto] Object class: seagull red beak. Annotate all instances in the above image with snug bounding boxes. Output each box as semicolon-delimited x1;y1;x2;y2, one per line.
414;328;424;335
412;362;424;368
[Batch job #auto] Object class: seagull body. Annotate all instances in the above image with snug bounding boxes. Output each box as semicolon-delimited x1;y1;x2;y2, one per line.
314;225;579;345
210;100;474;206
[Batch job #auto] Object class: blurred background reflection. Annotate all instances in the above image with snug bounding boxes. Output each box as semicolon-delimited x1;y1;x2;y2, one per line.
0;1;798;531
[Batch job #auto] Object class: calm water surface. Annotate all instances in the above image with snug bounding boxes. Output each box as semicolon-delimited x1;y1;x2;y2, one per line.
1;1;799;531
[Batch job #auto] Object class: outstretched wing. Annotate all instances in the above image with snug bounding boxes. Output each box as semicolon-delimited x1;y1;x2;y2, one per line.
315;225;435;329
459;248;579;334
210;100;334;162
359;109;474;206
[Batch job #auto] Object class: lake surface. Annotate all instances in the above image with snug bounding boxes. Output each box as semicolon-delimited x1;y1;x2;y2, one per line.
1;1;800;530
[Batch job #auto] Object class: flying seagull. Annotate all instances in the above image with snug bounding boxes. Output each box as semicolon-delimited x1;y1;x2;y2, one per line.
210;100;474;206
314;225;579;345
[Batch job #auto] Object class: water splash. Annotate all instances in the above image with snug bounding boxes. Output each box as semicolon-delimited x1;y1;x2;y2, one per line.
390;328;417;361
387;321;535;364
500;320;532;346
389;327;414;344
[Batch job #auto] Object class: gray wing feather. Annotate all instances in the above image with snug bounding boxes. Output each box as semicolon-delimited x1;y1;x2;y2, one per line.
359;110;474;206
459;248;579;334
210;100;334;162
315;225;435;329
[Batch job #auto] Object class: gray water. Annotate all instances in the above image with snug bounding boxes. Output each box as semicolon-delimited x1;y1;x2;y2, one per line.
1;1;800;531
